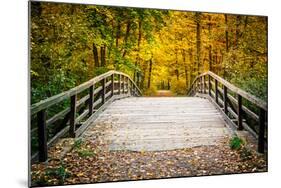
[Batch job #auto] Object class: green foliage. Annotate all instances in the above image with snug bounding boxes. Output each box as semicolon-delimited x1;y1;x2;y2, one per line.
78;149;95;157
45;163;70;184
31;2;267;104
229;136;244;150
73;139;83;149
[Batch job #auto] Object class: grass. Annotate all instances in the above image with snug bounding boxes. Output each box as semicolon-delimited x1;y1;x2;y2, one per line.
45;162;70;185
229;136;244;150
78;149;95;157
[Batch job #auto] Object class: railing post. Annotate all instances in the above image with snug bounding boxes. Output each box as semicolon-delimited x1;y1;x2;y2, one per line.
122;75;125;94
215;79;218;104
258;108;266;153
101;78;106;104
118;74;121;95
208;75;211;96
126;77;129;93
237;95;243;130
69;94;77;138
129;79;132;95
37;109;48;162
199;77;202;93
203;75;206;94
111;74;114;97
223;86;228;114
88;85;94;116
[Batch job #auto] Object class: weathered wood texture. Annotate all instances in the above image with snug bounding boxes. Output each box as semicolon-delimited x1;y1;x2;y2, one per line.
31;71;141;162
187;71;268;153
83;97;232;151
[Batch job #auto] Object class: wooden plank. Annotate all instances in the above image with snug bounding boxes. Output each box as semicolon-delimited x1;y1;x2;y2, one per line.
206;71;267;110
76;109;89;123
47;108;69;128
84;97;233;151
111;74;114;97
105;80;111;88
101;79;106;104
75;94;130;137
223;86;228;114
93;98;102;108
47;125;69;148
258;108;266;153
88;85;94;116
31;70;141;115
69;95;77;138
118;74;121;95
37;110;48;162
215;79;218;104
237;95;243;130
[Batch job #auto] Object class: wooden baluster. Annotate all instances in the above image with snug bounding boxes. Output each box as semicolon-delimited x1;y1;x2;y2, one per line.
258;108;266;153
37;109;48;162
129;79;132;95
223;86;228;114
237;95;243;130
69;94;77;138
101;78;106;104
125;77;127;93
203;75;206;94
199;77;202;93
215;79;218;104
127;77;129;93
111;74;114;97
208;75;211;96
118;74;121;95
122;75;125;94
88;85;94;116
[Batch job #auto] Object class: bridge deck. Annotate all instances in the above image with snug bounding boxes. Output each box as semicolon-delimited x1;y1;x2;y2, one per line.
82;97;232;151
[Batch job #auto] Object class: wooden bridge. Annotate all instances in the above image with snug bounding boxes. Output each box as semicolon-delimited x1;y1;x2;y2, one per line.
30;71;267;162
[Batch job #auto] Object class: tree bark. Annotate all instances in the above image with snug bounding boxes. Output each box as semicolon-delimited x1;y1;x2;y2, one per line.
225;14;229;52
93;43;99;67
116;21;121;48
208;15;212;71
134;20;142;83
195;13;201;75
100;45;106;67
147;59;153;89
122;21;131;58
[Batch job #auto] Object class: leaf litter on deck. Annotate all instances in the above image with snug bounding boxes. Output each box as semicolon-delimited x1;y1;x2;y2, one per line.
31;121;267;186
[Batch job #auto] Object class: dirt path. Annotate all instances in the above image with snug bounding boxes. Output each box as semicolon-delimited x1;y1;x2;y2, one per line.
154;90;174;97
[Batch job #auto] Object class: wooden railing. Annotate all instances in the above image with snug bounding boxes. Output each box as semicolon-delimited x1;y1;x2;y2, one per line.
187;71;267;153
31;71;141;162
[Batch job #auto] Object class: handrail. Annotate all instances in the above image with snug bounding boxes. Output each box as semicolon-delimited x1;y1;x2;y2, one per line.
187;71;267;153
31;70;141;162
31;70;141;115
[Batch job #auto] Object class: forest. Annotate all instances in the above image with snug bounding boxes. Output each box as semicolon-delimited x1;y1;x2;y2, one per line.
31;2;267;103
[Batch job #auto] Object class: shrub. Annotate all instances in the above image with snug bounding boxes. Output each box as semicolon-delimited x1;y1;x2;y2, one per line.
229;136;244;150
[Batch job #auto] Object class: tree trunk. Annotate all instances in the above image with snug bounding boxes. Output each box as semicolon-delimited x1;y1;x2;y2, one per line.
195;13;201;75
134;20;142;83
116;21;121;48
93;43;99;67
208;15;212;71
225;14;229;52
189;48;194;83
235;15;241;48
100;45;106;67
147;59;153;89
122;21;131;58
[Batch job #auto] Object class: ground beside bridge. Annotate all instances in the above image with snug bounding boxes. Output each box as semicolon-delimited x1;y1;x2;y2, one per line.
31;97;267;186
